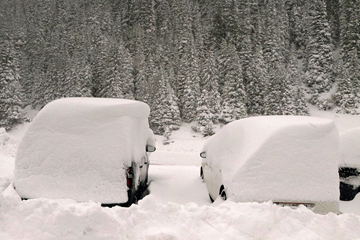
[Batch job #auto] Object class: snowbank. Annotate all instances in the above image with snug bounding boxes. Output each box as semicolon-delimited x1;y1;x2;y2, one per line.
202;116;339;212
0;128;9;145
1;191;360;240
14;98;154;204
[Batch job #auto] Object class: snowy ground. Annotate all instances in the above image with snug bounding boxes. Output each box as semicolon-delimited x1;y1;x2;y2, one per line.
1;109;360;239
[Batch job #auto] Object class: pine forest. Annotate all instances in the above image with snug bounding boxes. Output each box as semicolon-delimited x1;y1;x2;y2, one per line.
0;0;359;138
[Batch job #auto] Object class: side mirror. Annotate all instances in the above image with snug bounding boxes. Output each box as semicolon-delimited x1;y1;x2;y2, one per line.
200;151;206;158
146;145;156;152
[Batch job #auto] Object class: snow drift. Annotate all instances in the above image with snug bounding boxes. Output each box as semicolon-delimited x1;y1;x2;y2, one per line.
14;98;155;204
1;191;360;240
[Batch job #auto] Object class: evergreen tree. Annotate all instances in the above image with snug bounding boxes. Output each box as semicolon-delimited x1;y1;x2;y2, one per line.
335;51;360;114
340;0;360;59
134;51;150;103
287;48;309;115
210;0;241;48
339;0;360;108
292;86;309;115
237;0;263;110
63;59;93;98
97;39;134;99
194;89;216;136
245;47;268;116
335;65;360;114
262;0;289;71
128;0;156;57
196;89;212;127
304;0;334;94
149;65;181;135
263;68;296;115
325;0;341;46
0;37;23;129
177;26;200;123
199;49;221;123
286;0;311;51
218;42;247;124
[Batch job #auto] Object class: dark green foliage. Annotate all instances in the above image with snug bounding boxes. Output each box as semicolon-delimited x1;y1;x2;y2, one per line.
263;68;296;115
149;65;181;135
0;38;23;129
340;0;360;57
244;48;268;116
287;50;309;115
0;0;358;134
96;39;135;99
334;0;360;114
262;0;289;71
218;42;247;124
177;31;200;123
335;55;360;114
325;0;340;46
304;0;334;94
199;49;221;123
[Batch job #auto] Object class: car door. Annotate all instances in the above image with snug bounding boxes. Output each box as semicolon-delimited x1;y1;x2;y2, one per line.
203;157;221;201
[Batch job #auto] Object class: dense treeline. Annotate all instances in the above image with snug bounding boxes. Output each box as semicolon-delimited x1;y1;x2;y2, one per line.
0;0;359;137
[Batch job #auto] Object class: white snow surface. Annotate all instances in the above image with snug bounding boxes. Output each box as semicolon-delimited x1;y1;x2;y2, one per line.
1;107;360;239
202;116;339;204
14;98;154;204
339;127;360;167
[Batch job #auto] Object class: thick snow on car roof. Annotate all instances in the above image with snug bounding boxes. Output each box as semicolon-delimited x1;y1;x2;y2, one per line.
14;97;154;204
37;97;151;119
202;115;339;203
339;127;360;168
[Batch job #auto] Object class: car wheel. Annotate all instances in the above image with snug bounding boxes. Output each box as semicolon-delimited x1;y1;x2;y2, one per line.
219;185;227;201
200;167;204;179
340;182;359;201
145;163;149;184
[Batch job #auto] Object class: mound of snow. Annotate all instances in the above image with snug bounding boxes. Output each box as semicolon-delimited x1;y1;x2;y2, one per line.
202;116;339;211
0;128;9;145
14;98;154;204
1;194;360;240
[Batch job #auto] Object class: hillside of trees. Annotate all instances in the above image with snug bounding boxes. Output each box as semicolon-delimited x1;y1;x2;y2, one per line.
0;0;359;137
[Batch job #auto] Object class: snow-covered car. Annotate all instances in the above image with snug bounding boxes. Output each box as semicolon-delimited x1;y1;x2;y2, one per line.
14;97;156;207
338;127;360;201
200;116;340;214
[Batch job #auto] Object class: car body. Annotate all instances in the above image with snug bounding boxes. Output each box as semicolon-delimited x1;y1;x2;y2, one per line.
338;127;360;201
14;97;156;207
200;115;340;214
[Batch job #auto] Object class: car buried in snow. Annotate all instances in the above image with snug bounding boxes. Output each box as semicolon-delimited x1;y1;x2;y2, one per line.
338;127;360;201
14;97;156;207
200;115;340;214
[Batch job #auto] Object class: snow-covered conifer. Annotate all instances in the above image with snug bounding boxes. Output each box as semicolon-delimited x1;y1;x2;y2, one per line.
0;38;23;129
304;0;334;94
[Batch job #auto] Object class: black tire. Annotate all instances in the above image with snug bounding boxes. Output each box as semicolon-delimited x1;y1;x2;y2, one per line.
219;185;227;201
145;163;149;184
340;182;359;201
